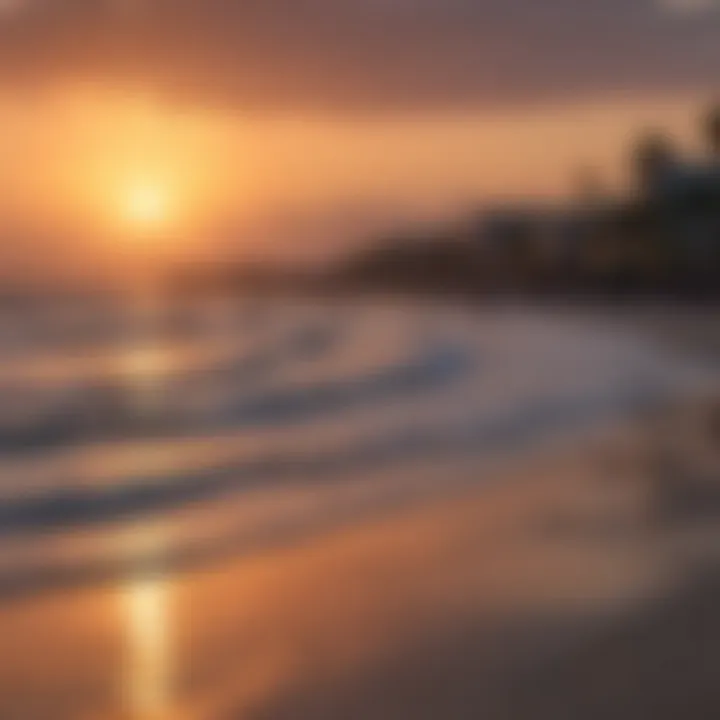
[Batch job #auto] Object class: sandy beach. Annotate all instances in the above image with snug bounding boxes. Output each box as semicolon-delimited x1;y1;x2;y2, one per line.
0;305;718;720
2;5;720;716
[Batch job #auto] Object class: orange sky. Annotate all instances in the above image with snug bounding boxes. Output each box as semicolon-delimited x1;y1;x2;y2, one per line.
0;85;711;278
0;0;718;282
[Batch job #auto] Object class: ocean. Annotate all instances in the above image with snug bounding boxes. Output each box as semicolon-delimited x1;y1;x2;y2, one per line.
0;298;712;718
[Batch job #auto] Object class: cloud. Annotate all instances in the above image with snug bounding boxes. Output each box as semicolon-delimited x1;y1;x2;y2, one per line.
658;0;719;14
0;0;718;112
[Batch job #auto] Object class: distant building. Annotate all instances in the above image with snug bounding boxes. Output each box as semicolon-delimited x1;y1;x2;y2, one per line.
478;104;720;293
336;102;720;297
625;106;720;288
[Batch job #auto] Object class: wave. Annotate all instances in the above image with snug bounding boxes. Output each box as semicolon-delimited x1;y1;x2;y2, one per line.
0;301;701;602
0;377;648;541
0;320;344;452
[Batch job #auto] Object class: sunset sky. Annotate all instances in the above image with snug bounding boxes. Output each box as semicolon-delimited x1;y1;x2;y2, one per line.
0;0;718;277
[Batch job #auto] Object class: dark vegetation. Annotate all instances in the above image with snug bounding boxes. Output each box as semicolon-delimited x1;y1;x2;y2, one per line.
172;104;720;302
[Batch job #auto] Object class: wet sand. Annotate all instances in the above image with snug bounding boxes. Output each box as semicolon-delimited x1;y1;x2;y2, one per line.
1;420;718;720
0;307;718;719
176;427;720;720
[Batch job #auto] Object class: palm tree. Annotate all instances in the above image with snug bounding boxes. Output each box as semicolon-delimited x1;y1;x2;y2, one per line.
631;131;677;196
704;105;720;160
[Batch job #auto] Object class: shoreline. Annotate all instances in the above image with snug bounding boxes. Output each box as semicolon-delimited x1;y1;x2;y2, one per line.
0;302;717;718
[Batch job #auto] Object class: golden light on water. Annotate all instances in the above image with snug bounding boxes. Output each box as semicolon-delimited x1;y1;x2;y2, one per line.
120;327;174;718
121;526;174;718
125;577;172;718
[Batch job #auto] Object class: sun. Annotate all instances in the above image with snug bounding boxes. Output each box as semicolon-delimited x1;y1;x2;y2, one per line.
123;183;170;230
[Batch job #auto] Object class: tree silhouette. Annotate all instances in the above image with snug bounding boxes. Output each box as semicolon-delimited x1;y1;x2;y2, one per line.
704;105;720;160
632;131;677;196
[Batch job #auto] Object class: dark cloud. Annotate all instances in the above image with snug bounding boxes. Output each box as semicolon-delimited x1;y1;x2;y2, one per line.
0;0;718;111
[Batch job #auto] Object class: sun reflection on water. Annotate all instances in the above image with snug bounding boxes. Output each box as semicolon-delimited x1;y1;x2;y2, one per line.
118;303;176;719
125;576;172;719
118;344;170;416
